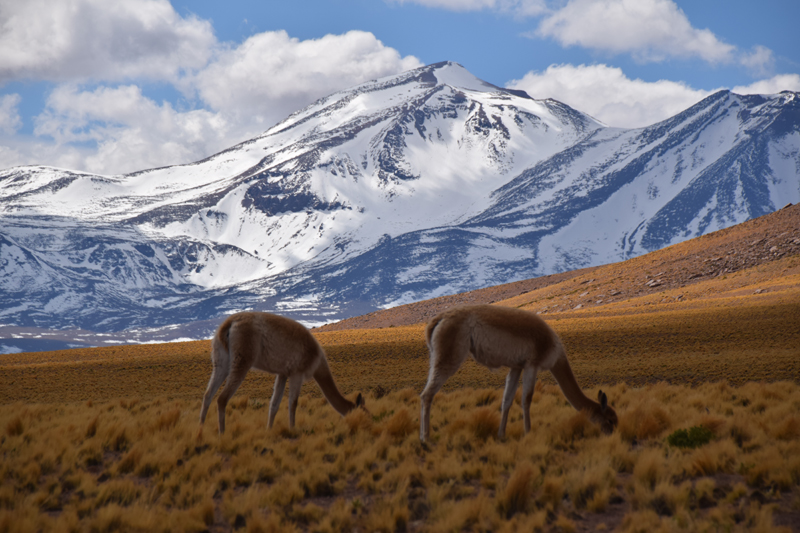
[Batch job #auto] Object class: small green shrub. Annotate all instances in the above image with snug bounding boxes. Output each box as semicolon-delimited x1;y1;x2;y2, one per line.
667;426;714;448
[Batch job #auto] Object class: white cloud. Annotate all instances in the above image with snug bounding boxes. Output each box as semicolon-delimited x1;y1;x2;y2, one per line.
0;0;215;84
0;8;421;175
0;94;22;134
739;45;775;78
0;143;25;169
509;65;800;129
388;0;546;16
3;0;787;177
536;0;735;64
733;74;800;95
32;85;234;175
191;30;422;129
0;0;423;174
507;64;714;128
392;0;767;69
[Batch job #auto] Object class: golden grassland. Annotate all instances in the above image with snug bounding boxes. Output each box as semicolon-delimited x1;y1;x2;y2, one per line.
1;255;799;531
2;382;799;532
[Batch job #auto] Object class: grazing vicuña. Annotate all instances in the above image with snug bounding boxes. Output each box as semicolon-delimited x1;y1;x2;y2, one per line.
420;305;617;442
200;312;365;434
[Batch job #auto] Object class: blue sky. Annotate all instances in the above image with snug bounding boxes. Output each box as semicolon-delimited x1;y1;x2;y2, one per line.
0;0;798;175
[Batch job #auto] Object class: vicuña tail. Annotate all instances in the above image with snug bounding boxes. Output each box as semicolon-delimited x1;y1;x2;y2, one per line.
425;314;445;350
199;317;234;424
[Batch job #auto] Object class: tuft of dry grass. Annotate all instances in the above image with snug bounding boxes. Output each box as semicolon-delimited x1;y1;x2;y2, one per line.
619;400;672;442
344;406;373;435
5;415;23;437
468;407;500;441
773;415;800;441
633;448;667;490
154;408;181;431
383;408;415;440
556;409;601;444
498;462;535;518
686;439;737;476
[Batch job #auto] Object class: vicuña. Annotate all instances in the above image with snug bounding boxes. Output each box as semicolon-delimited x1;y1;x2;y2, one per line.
420;304;617;442
200;311;365;435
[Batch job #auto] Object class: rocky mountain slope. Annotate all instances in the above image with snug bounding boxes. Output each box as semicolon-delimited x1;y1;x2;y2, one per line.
1;62;798;349
284;89;800;311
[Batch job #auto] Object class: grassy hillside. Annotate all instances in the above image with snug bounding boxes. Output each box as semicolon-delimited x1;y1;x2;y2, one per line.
317;203;800;332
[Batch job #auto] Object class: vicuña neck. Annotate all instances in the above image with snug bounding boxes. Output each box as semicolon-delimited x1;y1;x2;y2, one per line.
550;355;596;412
313;357;355;415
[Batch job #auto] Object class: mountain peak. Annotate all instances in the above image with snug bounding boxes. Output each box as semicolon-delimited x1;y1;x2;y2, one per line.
264;61;553;140
417;61;498;92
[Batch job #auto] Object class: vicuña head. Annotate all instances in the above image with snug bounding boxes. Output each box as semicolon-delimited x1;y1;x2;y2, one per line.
420;304;618;442
199;311;365;435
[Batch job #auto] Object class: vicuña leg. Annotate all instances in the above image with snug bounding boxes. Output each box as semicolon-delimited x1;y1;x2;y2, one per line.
215;367;248;435
420;342;469;443
420;373;445;443
521;365;538;433
287;374;304;428
268;374;287;429
499;367;522;439
200;363;228;426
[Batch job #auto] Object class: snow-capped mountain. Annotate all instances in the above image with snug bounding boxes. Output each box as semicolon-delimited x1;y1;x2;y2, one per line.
1;62;798;348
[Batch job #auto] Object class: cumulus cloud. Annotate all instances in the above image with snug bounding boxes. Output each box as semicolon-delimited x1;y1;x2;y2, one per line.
509;65;800;129
399;0;771;69
0;94;22;134
0;0;422;174
507;64;715;128
535;0;735;64
32;85;234;175
191;30;423;129
0;0;215;84
732;74;800;95
533;1;778;72
388;0;546;16
739;45;775;78
18;29;422;175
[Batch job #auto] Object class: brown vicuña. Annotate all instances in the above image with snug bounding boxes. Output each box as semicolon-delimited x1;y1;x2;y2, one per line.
420;304;618;442
200;312;365;434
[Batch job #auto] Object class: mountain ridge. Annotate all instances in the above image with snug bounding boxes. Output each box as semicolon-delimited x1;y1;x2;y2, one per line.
1;62;798;349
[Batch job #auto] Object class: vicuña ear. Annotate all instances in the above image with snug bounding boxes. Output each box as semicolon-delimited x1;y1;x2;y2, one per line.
598;390;608;412
356;393;365;407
